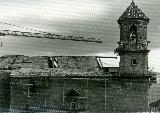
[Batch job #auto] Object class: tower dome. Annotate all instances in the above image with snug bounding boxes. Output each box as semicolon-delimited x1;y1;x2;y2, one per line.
118;1;149;23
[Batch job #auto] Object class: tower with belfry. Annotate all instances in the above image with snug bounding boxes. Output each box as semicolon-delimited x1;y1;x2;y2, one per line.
115;1;150;75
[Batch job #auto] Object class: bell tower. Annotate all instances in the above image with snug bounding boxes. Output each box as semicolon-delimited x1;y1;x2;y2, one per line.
115;1;150;75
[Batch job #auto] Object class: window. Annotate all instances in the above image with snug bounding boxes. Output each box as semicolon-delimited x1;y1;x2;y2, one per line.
48;57;58;68
48;57;53;68
131;59;137;65
130;25;137;40
130;25;137;34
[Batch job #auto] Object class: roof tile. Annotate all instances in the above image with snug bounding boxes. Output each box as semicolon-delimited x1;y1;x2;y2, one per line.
118;1;149;23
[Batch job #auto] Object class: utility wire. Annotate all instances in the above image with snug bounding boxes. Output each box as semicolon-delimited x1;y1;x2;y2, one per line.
0;21;47;33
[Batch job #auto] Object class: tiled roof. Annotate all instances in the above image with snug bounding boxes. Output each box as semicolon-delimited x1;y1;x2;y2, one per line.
10;68;99;77
10;68;49;77
1;55;100;77
118;1;149;23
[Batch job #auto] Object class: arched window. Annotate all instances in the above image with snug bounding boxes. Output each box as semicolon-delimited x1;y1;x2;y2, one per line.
130;25;137;34
130;25;137;42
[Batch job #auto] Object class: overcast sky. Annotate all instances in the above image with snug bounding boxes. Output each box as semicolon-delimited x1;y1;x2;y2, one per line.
0;0;159;72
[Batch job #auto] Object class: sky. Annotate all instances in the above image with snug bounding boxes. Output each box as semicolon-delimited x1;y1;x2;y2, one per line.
0;0;159;72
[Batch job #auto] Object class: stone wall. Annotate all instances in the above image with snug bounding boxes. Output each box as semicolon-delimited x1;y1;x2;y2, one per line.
120;53;148;75
0;71;11;109
10;78;150;112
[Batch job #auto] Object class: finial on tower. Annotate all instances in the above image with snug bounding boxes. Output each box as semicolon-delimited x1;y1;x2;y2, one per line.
131;0;135;5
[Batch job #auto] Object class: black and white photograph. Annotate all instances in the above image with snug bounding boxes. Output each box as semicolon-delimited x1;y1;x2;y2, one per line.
0;0;160;112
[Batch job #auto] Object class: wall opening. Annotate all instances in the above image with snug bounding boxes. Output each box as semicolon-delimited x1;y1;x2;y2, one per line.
48;57;53;68
70;102;77;111
131;59;137;65
130;25;137;40
130;25;137;34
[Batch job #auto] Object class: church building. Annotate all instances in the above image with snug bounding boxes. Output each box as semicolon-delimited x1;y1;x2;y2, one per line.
0;1;154;113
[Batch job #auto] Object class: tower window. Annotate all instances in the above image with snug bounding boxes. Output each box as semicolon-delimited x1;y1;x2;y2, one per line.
131;59;137;65
130;25;137;34
130;25;137;39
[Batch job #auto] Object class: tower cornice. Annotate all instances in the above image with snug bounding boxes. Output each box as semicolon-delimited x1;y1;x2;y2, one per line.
117;50;150;55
